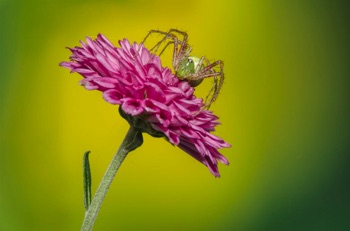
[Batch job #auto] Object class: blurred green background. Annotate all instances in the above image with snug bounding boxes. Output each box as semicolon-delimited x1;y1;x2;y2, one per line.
0;0;349;230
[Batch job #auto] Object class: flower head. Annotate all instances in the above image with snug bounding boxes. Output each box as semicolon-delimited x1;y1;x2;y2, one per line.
60;34;230;177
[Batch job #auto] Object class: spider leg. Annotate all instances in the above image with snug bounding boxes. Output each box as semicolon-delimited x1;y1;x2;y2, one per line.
171;36;192;71
185;59;224;109
148;33;184;71
158;40;174;57
141;30;165;45
204;75;218;109
166;29;189;62
160;29;191;71
141;29;191;71
156;38;187;71
194;56;206;73
164;33;181;69
141;30;173;55
204;60;224;109
141;29;187;54
202;55;217;107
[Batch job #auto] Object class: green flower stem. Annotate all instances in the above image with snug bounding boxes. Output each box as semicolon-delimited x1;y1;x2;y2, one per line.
81;126;143;231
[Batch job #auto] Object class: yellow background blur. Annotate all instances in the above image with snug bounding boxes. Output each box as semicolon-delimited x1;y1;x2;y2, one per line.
0;0;349;230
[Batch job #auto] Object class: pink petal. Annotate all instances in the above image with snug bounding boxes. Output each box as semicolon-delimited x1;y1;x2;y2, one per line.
121;98;144;116
103;89;123;104
92;77;119;89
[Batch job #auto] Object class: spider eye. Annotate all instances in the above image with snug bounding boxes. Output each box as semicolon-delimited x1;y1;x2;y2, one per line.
188;58;193;63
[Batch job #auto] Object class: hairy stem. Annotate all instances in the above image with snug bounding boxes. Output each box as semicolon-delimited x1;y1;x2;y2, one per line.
81;126;143;231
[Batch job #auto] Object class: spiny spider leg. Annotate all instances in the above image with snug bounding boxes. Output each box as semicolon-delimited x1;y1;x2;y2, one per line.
158;39;190;67
165;33;192;70
140;29;185;67
141;29;192;71
158;40;175;56
140;30;175;59
194;60;224;80
204;76;218;109
204;60;224;109
147;32;170;54
164;33;181;69
146;29;189;63
185;59;224;109
197;57;218;108
165;29;189;65
155;29;190;69
141;29;184;55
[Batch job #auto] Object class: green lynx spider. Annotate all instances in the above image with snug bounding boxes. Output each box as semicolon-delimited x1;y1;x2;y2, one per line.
141;29;224;110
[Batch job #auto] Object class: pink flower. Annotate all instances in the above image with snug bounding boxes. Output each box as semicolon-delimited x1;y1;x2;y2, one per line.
60;34;230;177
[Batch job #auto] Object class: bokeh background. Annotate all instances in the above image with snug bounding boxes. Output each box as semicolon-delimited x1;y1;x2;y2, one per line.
0;0;349;230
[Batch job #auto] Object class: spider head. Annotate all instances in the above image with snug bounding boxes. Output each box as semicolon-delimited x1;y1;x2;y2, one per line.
176;56;203;87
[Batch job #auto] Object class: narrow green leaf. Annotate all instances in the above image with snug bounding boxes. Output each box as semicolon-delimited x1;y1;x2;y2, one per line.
83;151;92;211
